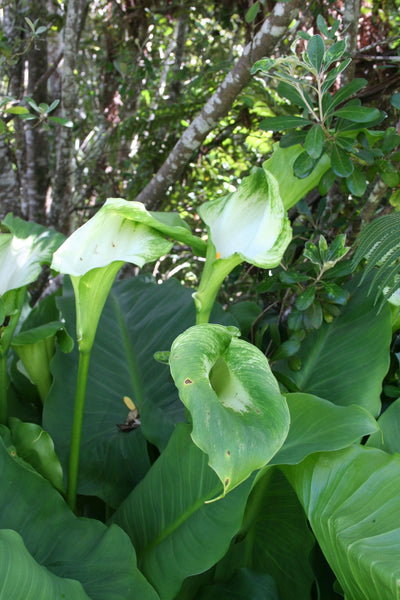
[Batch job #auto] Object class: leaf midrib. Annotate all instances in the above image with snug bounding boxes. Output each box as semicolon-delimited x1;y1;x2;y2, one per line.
110;291;145;407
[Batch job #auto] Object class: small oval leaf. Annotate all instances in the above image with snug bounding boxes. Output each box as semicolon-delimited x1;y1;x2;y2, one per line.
304;124;324;159
260;115;310;132
331;145;354;177
295;287;316;311
346;168;367;197
306;34;325;72
293;151;317;179
333;106;381;123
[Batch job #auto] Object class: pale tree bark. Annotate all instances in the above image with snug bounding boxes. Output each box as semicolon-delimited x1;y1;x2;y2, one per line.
342;0;360;87
50;0;85;233
1;1;25;218
0;136;22;219
134;0;303;210
168;8;189;106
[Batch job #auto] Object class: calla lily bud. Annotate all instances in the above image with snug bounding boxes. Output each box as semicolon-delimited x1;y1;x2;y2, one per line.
199;167;292;269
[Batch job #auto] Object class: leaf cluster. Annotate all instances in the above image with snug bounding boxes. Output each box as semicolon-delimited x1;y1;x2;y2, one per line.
252;18;400;198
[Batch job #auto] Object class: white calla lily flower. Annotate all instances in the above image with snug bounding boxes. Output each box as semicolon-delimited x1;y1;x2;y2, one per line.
51;199;174;277
0;215;64;296
199;167;292;268
50;198;184;353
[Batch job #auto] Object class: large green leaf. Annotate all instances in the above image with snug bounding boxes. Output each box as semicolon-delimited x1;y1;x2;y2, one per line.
367;398;400;453
196;568;278;600
0;529;90;600
214;468;315;600
270;392;378;465
170;324;290;494
274;277;392;416
43;275;232;506
284;446;400;600
113;424;253;600
0;436;159;600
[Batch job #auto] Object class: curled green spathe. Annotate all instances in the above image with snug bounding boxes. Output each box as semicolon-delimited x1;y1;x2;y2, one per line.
170;324;290;496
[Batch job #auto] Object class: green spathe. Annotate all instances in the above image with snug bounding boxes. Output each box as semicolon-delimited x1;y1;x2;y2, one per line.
170;324;290;496
264;144;331;209
199;168;292;268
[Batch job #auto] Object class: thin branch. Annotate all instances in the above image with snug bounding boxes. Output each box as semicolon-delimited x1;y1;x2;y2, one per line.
358;35;400;53
353;54;400;62
133;0;303;211
32;50;64;94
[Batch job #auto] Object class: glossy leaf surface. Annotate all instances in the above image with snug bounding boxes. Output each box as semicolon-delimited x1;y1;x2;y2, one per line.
113;424;253;600
43;276;233;506
0;435;159;600
285;446;400;600
270;393;378;466
215;468;315;600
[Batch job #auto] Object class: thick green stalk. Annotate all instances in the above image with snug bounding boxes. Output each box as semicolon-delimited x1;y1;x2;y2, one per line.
67;350;91;512
0;353;9;425
0;288;26;423
193;244;242;325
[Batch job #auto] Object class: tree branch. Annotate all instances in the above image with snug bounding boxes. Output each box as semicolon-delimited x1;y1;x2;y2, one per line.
134;0;303;210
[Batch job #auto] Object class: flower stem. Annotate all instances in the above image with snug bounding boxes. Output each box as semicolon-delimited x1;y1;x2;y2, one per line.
193;244;242;325
67;350;91;513
0;353;9;425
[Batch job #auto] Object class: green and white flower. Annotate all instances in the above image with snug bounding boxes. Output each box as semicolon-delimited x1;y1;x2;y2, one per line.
194;168;292;323
199;167;292;268
51;197;205;277
51;198;192;352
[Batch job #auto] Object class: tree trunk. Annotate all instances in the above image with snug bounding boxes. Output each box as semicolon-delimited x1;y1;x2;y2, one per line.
50;0;84;232
1;1;25;218
25;0;49;225
342;0;360;86
0;136;22;220
134;0;303;210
